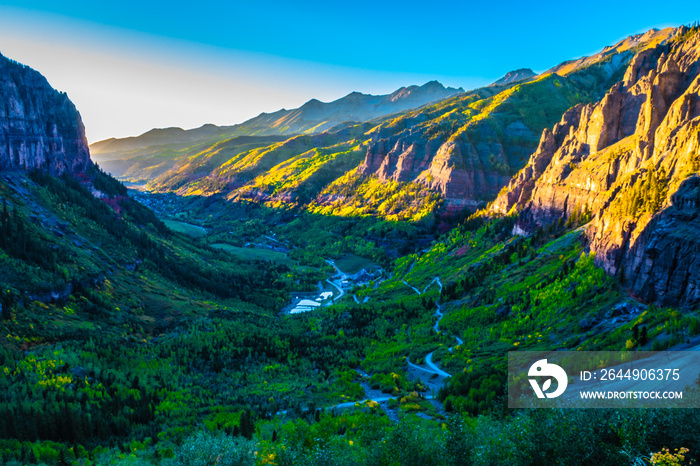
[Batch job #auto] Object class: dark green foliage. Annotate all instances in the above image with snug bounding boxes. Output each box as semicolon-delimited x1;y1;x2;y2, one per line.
444;414;472;464
166;430;257;466
616;167;669;217
239;409;255;440
690;317;700;335
90;164;128;197
0;127;696;466
378;416;445;466
0;198;61;269
438;365;506;416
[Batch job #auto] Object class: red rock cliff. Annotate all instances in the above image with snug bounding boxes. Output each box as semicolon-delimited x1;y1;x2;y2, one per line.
491;26;700;307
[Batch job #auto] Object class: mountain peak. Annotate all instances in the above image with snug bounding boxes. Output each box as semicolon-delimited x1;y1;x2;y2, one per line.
300;98;323;108
490;68;537;86
386;81;463;102
141;127;186;137
420;80;444;89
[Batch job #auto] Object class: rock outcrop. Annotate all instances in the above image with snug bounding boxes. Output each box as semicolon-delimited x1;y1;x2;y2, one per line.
491;26;700;307
0;53;91;175
356;114;533;207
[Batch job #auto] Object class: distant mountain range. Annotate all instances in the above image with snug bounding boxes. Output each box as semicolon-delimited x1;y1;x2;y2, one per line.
90;81;463;158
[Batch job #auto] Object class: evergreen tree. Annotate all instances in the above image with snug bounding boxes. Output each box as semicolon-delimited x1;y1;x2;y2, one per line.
240;410;254;440
59;447;70;466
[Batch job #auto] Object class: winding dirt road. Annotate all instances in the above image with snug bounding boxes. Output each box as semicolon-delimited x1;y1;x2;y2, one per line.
324;260;346;304
317;273;459;417
403;276;461;378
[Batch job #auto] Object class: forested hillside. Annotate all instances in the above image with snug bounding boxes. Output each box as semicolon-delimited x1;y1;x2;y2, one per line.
1;23;700;466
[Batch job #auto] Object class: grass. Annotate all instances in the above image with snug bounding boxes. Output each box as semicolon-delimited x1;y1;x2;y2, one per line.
162;219;207;237
334;254;379;274
210;243;296;266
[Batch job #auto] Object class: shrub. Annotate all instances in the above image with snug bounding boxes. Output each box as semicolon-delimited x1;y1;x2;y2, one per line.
166;431;257;466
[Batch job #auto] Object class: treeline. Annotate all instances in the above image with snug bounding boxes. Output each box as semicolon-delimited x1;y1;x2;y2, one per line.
90;164;128;198
0;317;277;446
29;169;169;240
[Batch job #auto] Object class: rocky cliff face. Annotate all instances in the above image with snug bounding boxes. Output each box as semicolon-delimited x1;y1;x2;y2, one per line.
491;26;700;307
357;117;521;207
622;176;700;306
0;53;91;175
354;30;673;210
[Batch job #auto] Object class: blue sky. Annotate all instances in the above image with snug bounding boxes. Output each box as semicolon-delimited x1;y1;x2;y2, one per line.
0;1;696;142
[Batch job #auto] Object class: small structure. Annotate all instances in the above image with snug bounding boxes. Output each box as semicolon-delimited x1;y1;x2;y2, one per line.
290;291;322;300
283;290;334;314
289;299;321;314
348;268;383;285
352;269;373;283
